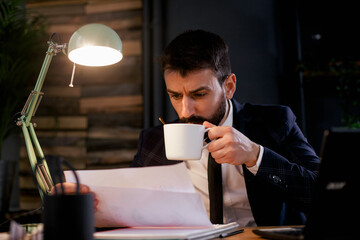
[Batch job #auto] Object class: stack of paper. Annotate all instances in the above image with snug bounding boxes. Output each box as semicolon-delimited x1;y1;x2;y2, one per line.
64;163;212;227
93;222;241;240
65;163;241;239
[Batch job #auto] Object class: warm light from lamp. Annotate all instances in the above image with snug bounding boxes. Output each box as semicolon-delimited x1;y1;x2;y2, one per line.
68;23;123;66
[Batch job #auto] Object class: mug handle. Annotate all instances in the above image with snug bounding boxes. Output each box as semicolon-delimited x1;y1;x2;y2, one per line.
202;128;210;150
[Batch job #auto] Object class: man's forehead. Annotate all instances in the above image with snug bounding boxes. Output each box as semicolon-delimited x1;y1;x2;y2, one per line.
164;69;219;89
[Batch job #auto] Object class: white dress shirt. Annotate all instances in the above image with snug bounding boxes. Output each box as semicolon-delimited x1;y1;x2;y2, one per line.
185;100;264;227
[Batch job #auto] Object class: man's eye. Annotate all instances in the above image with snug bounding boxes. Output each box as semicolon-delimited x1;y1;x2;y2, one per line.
170;94;181;100
193;93;207;98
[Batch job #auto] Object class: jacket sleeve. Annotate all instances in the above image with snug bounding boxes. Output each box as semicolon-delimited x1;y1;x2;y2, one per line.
131;125;181;167
131;129;145;167
253;106;319;213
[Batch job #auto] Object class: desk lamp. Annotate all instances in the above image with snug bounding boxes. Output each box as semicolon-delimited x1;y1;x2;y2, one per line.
17;23;123;201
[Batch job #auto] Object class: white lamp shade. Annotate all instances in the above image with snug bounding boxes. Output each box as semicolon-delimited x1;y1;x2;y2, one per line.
68;23;123;66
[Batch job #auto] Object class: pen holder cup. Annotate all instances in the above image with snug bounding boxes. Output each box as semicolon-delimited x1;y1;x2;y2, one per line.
43;193;94;240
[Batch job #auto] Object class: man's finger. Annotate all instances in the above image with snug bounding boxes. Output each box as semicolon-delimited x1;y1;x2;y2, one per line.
203;121;216;128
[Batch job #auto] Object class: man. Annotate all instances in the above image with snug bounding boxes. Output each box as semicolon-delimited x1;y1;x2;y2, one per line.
54;29;319;227
131;29;320;227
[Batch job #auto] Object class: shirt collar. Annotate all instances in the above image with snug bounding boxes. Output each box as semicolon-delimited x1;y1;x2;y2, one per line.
220;99;233;127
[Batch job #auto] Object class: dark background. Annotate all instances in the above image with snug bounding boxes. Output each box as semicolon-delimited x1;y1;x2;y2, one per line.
142;0;359;154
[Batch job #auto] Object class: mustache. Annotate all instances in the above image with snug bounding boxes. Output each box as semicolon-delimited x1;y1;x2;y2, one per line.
178;116;207;124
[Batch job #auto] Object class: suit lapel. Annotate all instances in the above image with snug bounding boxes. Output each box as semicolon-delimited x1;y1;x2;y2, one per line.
232;99;250;135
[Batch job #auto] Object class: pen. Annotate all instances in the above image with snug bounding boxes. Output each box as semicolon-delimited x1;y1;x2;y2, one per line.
219;228;244;238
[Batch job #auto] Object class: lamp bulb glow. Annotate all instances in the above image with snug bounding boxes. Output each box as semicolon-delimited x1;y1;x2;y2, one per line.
68;46;123;66
67;23;123;67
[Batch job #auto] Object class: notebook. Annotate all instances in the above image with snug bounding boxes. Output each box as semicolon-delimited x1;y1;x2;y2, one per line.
253;127;360;240
94;222;242;239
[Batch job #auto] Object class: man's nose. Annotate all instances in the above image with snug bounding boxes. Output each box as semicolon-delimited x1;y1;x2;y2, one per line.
181;96;195;118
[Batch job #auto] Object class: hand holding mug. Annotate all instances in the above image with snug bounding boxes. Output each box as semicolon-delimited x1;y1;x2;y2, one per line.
203;121;260;167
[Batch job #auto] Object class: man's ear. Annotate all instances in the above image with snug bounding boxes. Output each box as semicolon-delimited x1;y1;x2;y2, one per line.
224;73;236;99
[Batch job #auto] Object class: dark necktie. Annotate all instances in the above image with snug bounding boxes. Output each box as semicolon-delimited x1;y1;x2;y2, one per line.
207;153;223;224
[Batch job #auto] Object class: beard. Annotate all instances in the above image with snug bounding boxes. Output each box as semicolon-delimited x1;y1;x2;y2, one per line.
178;95;227;126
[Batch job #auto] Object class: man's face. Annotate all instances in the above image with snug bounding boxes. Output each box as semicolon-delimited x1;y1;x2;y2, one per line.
164;69;227;125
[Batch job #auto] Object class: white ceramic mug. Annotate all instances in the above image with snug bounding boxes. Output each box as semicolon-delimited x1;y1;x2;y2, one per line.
164;123;209;160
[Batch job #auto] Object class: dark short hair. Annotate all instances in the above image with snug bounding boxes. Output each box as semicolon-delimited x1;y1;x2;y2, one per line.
159;29;231;84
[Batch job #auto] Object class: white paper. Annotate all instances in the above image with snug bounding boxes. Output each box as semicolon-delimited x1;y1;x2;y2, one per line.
64;163;212;227
94;222;240;239
65;162;195;193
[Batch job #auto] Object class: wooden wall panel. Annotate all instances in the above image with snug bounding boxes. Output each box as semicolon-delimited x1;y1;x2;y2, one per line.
22;0;143;210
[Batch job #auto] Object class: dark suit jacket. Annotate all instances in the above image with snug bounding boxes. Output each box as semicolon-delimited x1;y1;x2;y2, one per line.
131;99;320;226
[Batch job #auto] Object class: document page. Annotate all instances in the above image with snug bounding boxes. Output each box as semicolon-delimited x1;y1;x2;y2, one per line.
64;163;212;227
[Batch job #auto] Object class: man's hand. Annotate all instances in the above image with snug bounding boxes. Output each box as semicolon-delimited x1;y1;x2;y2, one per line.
50;182;99;212
203;121;260;167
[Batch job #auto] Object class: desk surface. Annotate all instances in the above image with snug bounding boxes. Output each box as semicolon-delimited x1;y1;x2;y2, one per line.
224;226;261;240
223;226;302;240
0;225;300;239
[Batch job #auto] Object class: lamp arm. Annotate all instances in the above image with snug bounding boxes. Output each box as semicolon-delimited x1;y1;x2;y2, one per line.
17;40;67;201
23;41;65;125
20;122;51;200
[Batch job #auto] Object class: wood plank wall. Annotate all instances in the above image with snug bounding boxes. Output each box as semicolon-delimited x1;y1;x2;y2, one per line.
21;0;143;210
